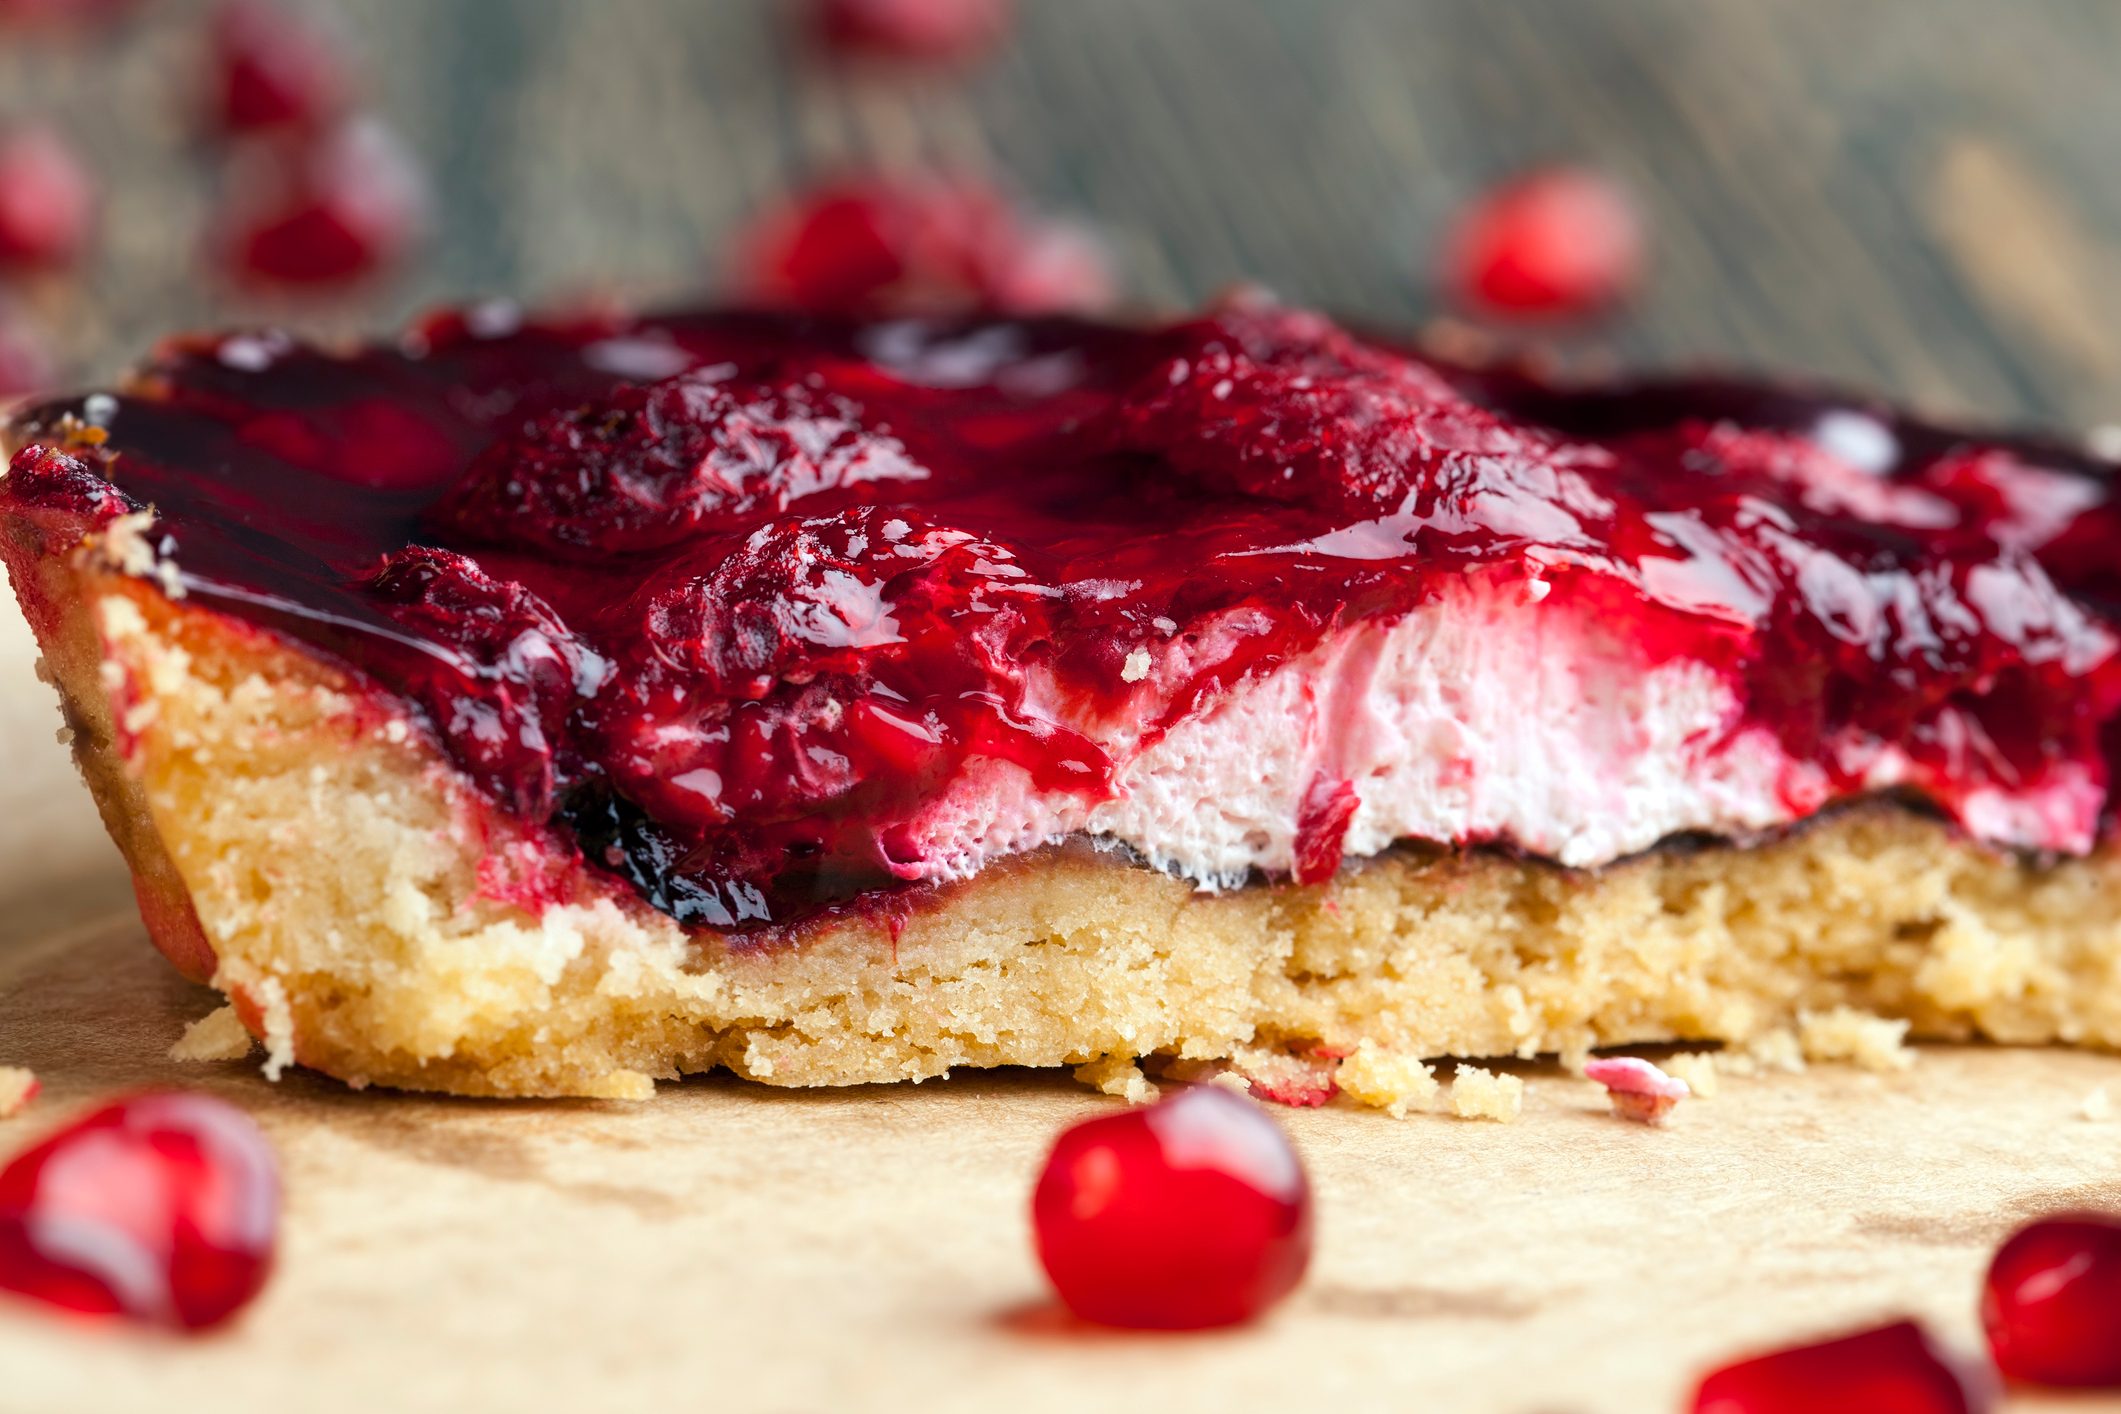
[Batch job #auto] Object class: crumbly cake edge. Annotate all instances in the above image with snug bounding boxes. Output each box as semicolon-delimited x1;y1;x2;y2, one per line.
10;515;2121;1105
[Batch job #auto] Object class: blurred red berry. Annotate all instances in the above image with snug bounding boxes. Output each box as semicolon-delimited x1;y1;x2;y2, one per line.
1441;165;1644;320
810;0;1011;61
1982;1214;2121;1387
213;118;428;288
0;0;137;28
0;127;95;275
209;0;353;136
1689;1319;1995;1413
0;316;53;399
1032;1086;1312;1330
0;1092;280;1331
730;175;1113;317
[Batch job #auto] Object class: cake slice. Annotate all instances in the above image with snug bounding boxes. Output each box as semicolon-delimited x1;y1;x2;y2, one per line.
7;297;2121;1103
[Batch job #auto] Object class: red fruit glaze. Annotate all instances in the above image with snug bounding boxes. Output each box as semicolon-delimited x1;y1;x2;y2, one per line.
0;1092;280;1330
1981;1213;2121;1386
1690;1320;1996;1413
213;118;427;286
5;299;2121;935
1442;166;1644;319
1032;1086;1312;1328
0;127;95;275
729;175;1112;317
209;0;353;136
811;0;1011;60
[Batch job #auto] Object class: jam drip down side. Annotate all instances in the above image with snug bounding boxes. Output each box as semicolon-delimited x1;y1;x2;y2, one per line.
5;299;2121;932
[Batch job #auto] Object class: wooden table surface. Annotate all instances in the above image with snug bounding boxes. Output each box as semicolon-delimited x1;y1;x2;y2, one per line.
5;4;2121;1410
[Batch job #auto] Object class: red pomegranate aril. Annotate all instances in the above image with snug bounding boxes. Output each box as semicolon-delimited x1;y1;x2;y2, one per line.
1032;1085;1312;1329
1982;1213;2121;1386
0;127;95;275
1440;165;1643;320
810;0;1011;61
214;118;427;287
209;0;354;136
1689;1319;1996;1414
0;1091;280;1330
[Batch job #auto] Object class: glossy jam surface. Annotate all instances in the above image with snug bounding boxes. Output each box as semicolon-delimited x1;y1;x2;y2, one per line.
0;1092;280;1330
1031;1085;1312;1329
1689;1320;1995;1414
1981;1213;2121;1386
7;299;2121;932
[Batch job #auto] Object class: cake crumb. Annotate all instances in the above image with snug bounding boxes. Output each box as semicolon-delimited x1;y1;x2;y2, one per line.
1583;1056;1689;1124
0;1067;39;1118
254;977;297;1081
1450;1065;1523;1123
1798;1007;1914;1072
582;1069;655;1101
1074;1054;1155;1104
1336;1040;1438;1118
1661;1051;1721;1099
1720;1028;1806;1077
1120;648;1151;683
170;1004;256;1063
1228;1046;1339;1108
2081;1086;2113;1121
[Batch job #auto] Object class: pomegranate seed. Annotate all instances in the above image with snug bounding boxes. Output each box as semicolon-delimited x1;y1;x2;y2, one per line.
1583;1055;1689;1124
1689;1319;1996;1413
1982;1214;2121;1386
0;127;95;275
1440;165;1644;320
810;0;1011;61
1031;1085;1311;1329
213;118;427;287
209;0;354;136
0;1092;280;1330
728;174;1112;317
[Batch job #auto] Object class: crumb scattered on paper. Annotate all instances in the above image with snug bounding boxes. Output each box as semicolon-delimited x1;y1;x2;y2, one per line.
1798;1008;1914;1072
1450;1065;1522;1123
1074;1054;1155;1104
1336;1041;1438;1118
2081;1086;2113;1122
1661;1051;1721;1099
170;1004;256;1063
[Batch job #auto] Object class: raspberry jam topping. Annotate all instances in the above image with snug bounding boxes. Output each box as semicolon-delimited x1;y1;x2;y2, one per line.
1688;1320;1996;1413
6;299;2121;933
1981;1213;2121;1386
0;1092;280;1330
1032;1086;1312;1328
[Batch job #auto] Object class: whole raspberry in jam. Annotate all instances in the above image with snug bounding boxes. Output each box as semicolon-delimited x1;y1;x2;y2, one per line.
436;370;928;557
212;118;428;287
728;175;1113;317
0;127;95;275
0;1092;280;1330
209;0;354;136
1032;1085;1312;1329
810;0;1012;61
1981;1213;2121;1386
1440;166;1644;319
363;546;604;818
1688;1320;1996;1413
